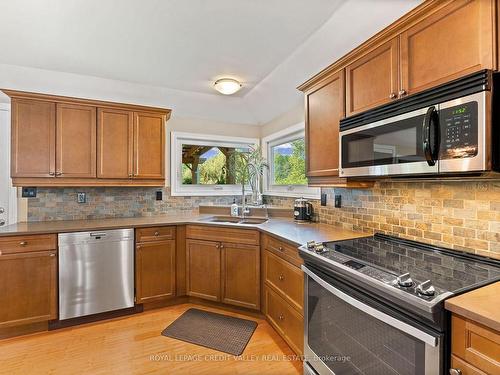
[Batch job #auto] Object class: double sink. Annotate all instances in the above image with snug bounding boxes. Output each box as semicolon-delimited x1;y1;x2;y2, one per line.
200;216;268;225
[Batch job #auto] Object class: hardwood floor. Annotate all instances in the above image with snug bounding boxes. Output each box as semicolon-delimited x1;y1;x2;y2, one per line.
0;303;302;375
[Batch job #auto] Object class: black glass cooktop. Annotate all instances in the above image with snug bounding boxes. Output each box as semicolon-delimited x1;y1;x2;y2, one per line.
322;234;500;293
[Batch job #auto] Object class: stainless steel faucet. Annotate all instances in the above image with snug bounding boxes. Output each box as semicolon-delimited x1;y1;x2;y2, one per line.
241;184;250;218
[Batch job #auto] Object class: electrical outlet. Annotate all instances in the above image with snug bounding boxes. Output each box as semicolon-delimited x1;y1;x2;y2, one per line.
334;195;342;208
321;193;327;206
21;187;37;198
156;190;163;201
77;192;87;203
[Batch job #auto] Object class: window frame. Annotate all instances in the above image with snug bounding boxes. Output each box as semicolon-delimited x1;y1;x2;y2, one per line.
262;123;320;199
170;131;259;196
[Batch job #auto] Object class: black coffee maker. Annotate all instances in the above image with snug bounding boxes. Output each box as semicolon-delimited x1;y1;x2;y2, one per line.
293;197;313;222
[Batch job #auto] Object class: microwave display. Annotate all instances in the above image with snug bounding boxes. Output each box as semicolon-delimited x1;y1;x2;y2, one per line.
439;101;478;159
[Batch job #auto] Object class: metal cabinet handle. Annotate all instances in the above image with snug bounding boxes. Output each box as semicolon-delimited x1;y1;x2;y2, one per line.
449;369;462;375
220;244;224;249
279;314;284;321
398;89;407;97
19;241;28;246
0;219;5;227
0;250;2;256
50;253;56;257
215;244;220;249
389;92;397;99
55;172;62;176
49;172;55;176
128;173;133;178
278;246;284;252
154;231;160;236
279;274;285;281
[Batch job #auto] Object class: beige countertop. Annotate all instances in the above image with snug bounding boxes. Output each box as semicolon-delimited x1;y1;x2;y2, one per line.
0;214;368;246
445;281;500;332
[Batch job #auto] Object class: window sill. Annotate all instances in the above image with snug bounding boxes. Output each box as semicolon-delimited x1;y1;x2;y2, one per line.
263;190;320;200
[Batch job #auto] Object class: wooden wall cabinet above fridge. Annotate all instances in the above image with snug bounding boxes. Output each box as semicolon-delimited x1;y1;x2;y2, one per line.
299;0;498;186
4;90;170;187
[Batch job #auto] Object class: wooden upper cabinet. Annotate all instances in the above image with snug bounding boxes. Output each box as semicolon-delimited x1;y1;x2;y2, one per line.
97;108;133;179
133;112;165;179
56;103;96;178
400;0;496;96
305;70;344;181
346;38;399;116
3;90;170;186
11;99;55;178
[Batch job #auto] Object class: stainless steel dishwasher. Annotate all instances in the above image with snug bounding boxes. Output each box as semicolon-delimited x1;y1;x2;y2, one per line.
58;229;134;320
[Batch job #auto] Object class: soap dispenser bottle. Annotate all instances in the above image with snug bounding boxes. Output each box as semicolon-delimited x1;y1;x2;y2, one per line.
230;198;239;217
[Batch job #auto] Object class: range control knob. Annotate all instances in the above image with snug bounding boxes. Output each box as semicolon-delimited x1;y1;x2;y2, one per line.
396;272;413;287
314;243;326;254
416;280;435;296
306;241;316;250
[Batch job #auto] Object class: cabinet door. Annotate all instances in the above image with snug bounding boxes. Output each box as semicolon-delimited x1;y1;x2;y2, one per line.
136;240;175;304
221;243;260;310
346;38;399;116
305;70;344;180
97;108;133;179
0;250;57;328
56;103;96;178
400;0;495;96
133;111;165;179
11;99;55;178
186;239;220;301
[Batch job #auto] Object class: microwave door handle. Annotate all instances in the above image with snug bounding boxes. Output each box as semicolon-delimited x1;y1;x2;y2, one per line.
422;106;439;166
301;265;438;346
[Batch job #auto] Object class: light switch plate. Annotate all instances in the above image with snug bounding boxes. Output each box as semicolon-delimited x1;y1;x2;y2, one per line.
77;192;87;203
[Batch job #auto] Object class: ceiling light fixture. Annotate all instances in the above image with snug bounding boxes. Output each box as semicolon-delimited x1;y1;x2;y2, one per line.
214;78;242;95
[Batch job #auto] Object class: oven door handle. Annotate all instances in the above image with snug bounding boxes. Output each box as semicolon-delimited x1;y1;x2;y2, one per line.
302;265;438;347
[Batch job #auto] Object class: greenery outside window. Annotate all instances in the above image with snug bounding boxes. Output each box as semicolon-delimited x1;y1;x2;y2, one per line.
171;132;258;196
262;123;320;199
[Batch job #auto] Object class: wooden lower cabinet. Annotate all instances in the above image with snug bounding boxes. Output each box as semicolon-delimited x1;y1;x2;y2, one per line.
221;243;260;310
186;239;221;302
261;234;304;355
264;286;303;355
451;314;500;375
186;226;260;310
135;240;176;304
0;234;58;328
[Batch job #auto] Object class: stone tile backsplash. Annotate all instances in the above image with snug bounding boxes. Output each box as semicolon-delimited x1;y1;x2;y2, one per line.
319;181;500;259
27;180;500;258
27;187;238;221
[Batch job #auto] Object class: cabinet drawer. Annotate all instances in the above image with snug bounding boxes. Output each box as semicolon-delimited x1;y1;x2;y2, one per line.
0;234;57;254
264;285;303;355
451;355;487;375
136;226;175;242
186;225;259;246
263;234;302;267
264;250;303;313
452;314;500;375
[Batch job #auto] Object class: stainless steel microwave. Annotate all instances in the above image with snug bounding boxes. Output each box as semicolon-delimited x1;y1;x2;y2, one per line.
339;70;499;178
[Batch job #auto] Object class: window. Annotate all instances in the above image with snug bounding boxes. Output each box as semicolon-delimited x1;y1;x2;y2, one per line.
262;123;320;199
171;132;258;196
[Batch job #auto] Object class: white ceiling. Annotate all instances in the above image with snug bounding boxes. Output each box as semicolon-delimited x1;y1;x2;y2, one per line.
0;0;421;125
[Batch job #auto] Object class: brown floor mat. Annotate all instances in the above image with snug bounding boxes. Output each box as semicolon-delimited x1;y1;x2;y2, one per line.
161;308;258;356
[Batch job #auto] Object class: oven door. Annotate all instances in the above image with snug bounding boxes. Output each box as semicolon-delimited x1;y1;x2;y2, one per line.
340;106;438;177
302;265;442;375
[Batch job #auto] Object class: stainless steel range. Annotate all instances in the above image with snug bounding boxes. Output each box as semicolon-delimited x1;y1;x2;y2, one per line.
299;234;500;375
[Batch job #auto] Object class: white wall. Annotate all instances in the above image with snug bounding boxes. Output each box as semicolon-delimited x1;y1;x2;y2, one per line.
260;103;304;138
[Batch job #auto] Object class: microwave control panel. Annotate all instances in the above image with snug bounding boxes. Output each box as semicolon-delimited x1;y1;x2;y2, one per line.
440;101;478;159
